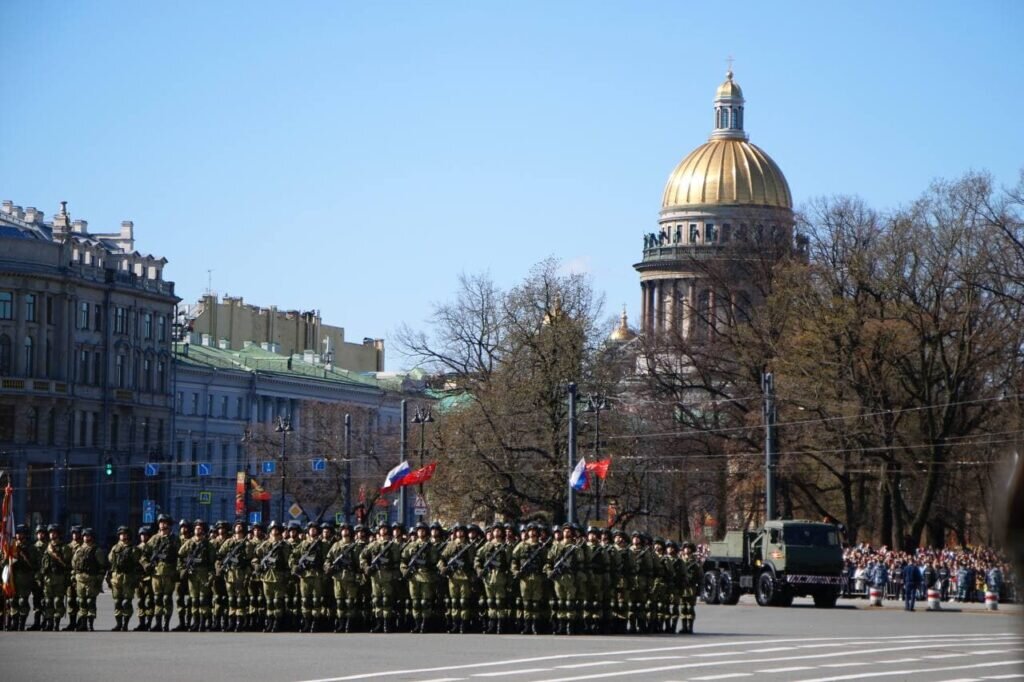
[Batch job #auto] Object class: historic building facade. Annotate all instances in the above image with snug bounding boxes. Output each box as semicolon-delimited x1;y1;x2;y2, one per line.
0;200;178;535
634;71;795;338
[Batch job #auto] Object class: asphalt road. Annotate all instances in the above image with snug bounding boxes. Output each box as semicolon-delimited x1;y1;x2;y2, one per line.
0;595;1020;682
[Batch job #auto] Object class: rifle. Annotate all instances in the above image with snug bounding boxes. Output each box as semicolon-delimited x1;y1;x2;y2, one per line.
258;542;285;574
293;538;322;577
517;537;552;576
401;541;432;579
47;544;68;572
443;538;482;576
183;541;206;575
549;544;577;579
327;544;356;575
367;540;395;573
478;541;505;573
220;540;246;572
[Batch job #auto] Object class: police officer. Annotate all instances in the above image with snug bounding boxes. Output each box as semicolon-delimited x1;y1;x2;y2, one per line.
71;528;106;631
107;525;141;631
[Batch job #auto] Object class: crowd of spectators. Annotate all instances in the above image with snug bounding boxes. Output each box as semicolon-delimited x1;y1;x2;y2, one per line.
841;544;1017;604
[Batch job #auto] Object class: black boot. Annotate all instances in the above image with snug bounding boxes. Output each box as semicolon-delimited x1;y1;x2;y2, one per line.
64;614;78;631
112;616;123;631
50;618;60;631
88;617;95;632
172;611;187;632
133;616;147;631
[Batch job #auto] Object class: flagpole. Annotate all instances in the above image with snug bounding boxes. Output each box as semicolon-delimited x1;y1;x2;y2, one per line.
567;382;577;524
399;399;408;527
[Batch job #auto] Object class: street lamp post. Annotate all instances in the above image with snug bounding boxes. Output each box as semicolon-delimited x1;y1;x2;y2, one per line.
411;406;434;521
274;415;292;522
583;394;610;521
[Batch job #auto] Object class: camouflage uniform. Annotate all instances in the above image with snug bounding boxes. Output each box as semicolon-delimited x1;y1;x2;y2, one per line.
629;533;656;633
178;522;217;631
402;526;440;633
27;527;47;631
133;528;155;630
324;527;363;632
360;529;402;633
107;527;141;631
679;543;702;634
70;530;106;631
40;529;73;630
610;531;632;632
291;525;328;631
473;529;511;634
253;524;292;632
7;527;37;630
585;532;612;634
210;521;229;629
64;528;82;630
216;524;252;632
143;517;180;632
546;526;583;635
511;527;549;635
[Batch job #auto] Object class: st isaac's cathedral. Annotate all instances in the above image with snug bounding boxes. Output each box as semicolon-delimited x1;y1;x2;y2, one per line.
613;70;797;343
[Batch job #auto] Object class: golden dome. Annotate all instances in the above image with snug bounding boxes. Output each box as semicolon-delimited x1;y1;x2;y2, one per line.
661;138;792;209
609;306;636;342
716;70;743;99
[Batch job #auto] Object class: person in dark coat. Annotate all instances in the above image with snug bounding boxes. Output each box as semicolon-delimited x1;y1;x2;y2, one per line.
902;561;921;611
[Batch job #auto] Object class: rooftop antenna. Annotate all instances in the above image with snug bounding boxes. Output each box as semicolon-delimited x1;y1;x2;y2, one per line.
206;269;213;296
726;55;735;74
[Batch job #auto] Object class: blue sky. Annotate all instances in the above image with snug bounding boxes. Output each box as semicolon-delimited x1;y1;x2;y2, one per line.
2;1;1022;369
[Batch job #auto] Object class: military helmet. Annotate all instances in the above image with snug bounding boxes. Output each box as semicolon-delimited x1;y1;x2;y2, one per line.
71;525;82;534
338;522;352;530
561;522;574;530
287;520;301;530
467;524;482;535
353;524;365;533
178;519;189;527
139;525;152;535
414;521;428;531
47;524;61;533
306;521;319;531
215;519;229;529
193;519;208;528
233;519;248;529
15;524;28;534
34;524;45;534
268;520;283;531
682;541;697;552
157;513;172;523
429;520;443;530
611;529;626;537
319;522;334;530
666;540;678;550
586;526;600;535
251;522;265;531
390;522;404;531
82;527;95;537
653;537;665;546
450;523;464;533
116;525;130;535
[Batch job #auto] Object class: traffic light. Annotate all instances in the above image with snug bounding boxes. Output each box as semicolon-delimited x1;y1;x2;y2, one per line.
104;458;113;476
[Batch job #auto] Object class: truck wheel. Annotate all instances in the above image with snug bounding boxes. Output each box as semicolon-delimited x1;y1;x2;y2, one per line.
719;572;740;605
813;591;838;608
755;571;776;607
702;570;720;605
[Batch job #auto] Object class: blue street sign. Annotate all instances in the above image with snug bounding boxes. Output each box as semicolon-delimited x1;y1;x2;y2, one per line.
143;511;155;524
249;511;262;525
197;462;212;477
311;458;326;472
261;461;276;475
142;499;156;524
144;463;159;477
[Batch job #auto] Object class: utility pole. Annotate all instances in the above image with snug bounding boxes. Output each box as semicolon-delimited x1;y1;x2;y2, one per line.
399;399;408;527
567;382;578;524
762;370;779;522
343;413;352;525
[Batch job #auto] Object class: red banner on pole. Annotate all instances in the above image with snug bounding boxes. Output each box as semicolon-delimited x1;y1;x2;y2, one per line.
235;472;246;516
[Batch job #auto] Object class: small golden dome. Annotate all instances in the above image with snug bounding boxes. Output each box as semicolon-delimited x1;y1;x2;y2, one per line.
716;70;743;99
609;306;636;342
661;139;792;209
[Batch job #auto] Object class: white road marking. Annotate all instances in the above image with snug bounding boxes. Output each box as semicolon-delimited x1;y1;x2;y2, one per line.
416;679;466;682
747;647;794;653
821;662;869;668
925;654;967;659
692;653;736;658
555;663;618;670
472;670;551;678
790;659;1023;682
878;658;920;663
689;675;751;681
982;675;1024;680
292;633;1023;682
627;657;685;661
756;667;815;673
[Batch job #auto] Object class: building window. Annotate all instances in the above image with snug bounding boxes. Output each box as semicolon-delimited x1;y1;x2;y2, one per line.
0;335;10;375
705;224;718;243
141;418;150;451
689;224;699;243
78;302;90;330
143;312;152;340
115;354;125;388
23;337;34;376
45;340;52;378
46;296;54;325
78;411;88;447
78;349;89;384
235;397;244;419
47;409;56;446
221;442;230;477
722;223;731;242
0;405;14;442
94;304;103;332
176;391;183;413
93;352;102;386
156;420;164;457
221;395;228;418
191;393;199;416
27;407;39;445
157;361;166;393
207;394;213;416
143;357;151;391
25;294;37;322
111;414;120;450
157;316;166;342
91;412;100;448
114;307;126;334
0;292;12;320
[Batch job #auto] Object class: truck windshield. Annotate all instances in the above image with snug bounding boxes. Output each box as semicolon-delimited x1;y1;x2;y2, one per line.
782;525;838;547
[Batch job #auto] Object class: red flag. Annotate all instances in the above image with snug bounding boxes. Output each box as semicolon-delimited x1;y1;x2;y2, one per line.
586;458;611;480
1;480;15;598
250;478;272;502
399;462;437;488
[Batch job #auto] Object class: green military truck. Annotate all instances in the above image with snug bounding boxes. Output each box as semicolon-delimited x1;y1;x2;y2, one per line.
701;520;843;608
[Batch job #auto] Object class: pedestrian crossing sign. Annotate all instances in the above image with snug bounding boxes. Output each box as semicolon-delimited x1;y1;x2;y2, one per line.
199;491;212;505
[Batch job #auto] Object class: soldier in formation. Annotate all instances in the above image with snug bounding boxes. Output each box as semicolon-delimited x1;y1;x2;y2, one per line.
3;517;704;635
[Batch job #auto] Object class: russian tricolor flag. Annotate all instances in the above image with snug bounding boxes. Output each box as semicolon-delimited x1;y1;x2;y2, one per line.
381;461;411;493
569;457;589;491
